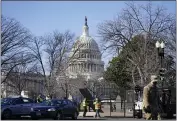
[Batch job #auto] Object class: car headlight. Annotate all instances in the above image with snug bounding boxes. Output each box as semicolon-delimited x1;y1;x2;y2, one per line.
31;108;34;111
48;108;56;111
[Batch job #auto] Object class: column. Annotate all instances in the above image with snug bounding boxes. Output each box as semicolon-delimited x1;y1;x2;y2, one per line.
77;63;79;72
79;63;81;71
74;64;75;72
88;63;90;72
97;65;99;72
73;64;75;72
89;64;92;72
96;64;97;72
76;64;78;72
90;64;92;72
84;63;86;72
94;64;96;72
86;63;88;72
82;63;84;72
81;63;83;72
71;64;73;72
73;64;74;72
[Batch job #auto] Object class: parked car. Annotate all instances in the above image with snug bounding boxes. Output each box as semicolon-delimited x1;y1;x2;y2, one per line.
31;99;79;120
1;96;36;119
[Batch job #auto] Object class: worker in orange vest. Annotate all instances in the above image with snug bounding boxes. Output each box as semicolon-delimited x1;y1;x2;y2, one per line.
93;98;101;118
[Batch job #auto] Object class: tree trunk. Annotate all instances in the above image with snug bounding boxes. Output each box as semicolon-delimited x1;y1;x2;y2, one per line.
131;66;136;86
137;66;144;86
18;90;22;96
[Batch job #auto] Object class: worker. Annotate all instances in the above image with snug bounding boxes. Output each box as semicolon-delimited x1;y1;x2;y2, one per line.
143;75;162;120
93;98;101;118
46;95;50;100
82;98;88;117
37;94;43;103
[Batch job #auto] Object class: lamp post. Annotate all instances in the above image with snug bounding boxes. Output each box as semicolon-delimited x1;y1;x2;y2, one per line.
155;40;165;89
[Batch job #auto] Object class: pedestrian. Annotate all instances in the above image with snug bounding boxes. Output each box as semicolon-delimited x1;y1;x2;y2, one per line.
93;98;101;118
37;94;43;103
114;104;116;112
46;95;50;100
82;98;88;117
142;75;162;120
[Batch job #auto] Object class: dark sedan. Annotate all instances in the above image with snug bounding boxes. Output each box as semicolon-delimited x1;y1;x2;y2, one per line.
31;99;79;120
1;96;36;120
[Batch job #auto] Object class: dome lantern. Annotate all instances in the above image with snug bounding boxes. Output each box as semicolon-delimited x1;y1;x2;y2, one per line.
82;16;89;36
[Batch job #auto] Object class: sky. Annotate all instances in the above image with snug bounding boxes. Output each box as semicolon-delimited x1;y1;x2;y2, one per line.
2;1;176;68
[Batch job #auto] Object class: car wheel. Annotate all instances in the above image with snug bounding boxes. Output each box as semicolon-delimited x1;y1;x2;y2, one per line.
31;116;39;120
54;112;63;120
31;114;39;120
15;115;21;119
72;112;78;120
2;109;12;120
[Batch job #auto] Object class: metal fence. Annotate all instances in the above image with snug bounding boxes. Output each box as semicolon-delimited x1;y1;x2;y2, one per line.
78;89;136;118
99;90;135;118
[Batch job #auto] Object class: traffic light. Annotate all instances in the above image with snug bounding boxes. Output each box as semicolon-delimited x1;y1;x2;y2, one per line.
159;68;166;76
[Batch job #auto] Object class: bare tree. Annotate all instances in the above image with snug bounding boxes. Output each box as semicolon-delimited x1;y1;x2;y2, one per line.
55;72;87;99
27;30;85;98
4;61;34;95
98;2;176;86
1;16;33;84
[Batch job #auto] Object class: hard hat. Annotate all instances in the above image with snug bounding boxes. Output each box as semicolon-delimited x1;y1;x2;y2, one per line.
151;75;158;83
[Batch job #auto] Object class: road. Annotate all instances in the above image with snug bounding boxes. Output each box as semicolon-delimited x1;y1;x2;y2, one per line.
15;116;176;120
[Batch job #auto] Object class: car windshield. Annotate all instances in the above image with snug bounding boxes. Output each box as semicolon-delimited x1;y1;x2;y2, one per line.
40;100;62;106
53;100;62;106
41;100;55;106
1;98;14;105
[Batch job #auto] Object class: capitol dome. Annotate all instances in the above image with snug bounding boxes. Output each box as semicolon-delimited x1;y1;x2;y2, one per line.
68;17;104;81
74;35;99;51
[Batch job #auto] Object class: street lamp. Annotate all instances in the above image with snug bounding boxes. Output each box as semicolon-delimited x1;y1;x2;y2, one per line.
156;40;165;61
155;40;165;89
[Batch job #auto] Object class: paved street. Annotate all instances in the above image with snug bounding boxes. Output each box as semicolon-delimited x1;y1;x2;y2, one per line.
14;115;176;120
15;117;176;120
13;110;176;120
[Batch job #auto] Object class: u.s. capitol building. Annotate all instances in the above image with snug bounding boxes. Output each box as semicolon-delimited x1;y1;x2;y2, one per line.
67;17;104;81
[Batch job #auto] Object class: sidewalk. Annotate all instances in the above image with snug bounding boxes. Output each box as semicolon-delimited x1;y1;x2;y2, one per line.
79;111;133;117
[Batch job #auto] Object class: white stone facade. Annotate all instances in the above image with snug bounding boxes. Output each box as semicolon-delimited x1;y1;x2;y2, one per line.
67;17;104;81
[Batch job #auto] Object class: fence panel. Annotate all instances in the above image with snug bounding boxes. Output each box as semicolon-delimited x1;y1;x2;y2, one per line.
99;90;135;118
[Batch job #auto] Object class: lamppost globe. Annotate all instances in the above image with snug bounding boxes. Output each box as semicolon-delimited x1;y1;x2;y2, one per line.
155;41;160;48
